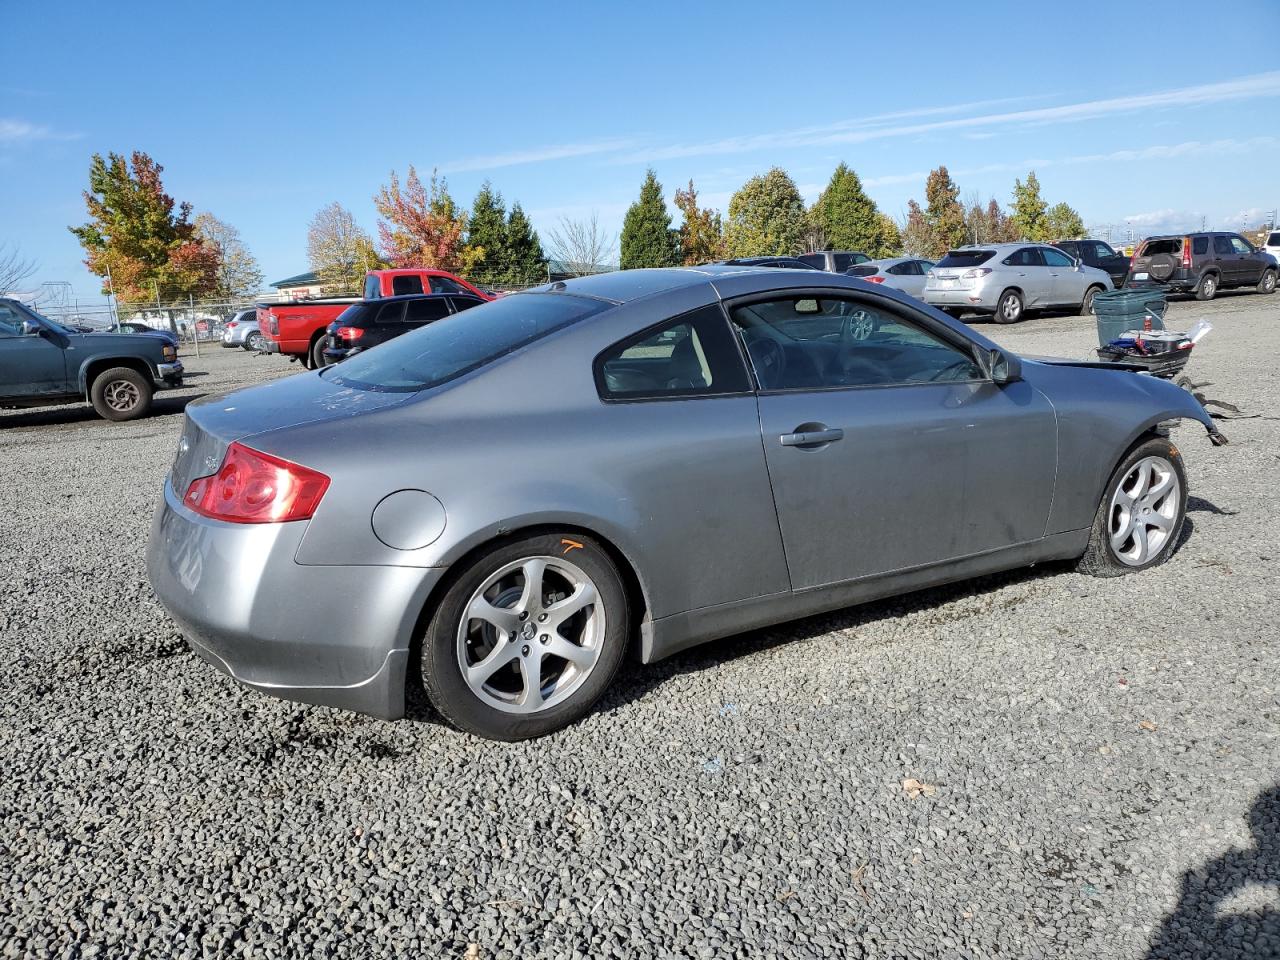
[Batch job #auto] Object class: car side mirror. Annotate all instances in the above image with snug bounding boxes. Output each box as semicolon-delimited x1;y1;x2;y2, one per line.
984;347;1022;385
21;320;41;336
1073;258;1083;270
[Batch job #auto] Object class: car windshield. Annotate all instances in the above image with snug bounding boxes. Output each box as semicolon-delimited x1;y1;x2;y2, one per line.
17;303;72;335
936;250;995;268
322;292;610;393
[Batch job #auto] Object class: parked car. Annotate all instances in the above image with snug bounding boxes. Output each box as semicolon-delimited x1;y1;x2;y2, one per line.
0;297;183;421
846;257;935;299
322;293;485;364
260;268;494;369
924;243;1114;322
1052;239;1130;288
796;250;871;272
1127;232;1278;300
147;266;1222;740
110;321;180;350
712;256;822;270
220;308;266;351
1262;229;1280;263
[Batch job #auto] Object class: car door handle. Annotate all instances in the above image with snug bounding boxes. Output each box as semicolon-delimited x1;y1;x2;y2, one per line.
780;427;844;447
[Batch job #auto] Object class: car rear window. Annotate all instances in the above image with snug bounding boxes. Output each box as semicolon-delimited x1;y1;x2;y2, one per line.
1141;238;1182;256
846;265;878;277
936;250;995;268
796;253;826;269
1268;232;1280;246
322;292;610;393
334;303;375;325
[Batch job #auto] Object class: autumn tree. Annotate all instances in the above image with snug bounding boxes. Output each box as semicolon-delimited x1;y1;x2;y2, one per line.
374;165;479;275
725;167;807;257
620;169;679;270
307;202;375;294
467;182;508;280
1044;202;1085;240
923;166;966;258
899;201;934;257
193;212;263;299
673;180;725;265
1011;171;1049;241
503;202;547;284
69;151;220;304
963;194;1017;245
809;163;900;258
546;212;615;277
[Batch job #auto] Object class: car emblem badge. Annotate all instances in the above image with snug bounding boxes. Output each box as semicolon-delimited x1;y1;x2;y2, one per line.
521;622;537;641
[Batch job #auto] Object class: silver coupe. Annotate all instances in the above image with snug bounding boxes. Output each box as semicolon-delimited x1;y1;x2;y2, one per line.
148;267;1223;740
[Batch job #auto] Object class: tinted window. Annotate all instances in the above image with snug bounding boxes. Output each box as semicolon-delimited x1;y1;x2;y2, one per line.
847;265;878;277
1142;238;1182;256
430;276;466;294
1056;242;1080;257
597;305;749;401
0;303;23;335
796;253;826;269
1004;248;1045;267
1041;247;1074;267
1268;232;1280;246
729;296;982;391
1229;236;1252;255
936;250;995;268
406;298;451;324
886;261;910;276
375;302;407;324
323;293;609;393
1089;241;1116;259
449;296;484;313
833;254;857;272
391;275;425;296
1192;237;1208;255
363;276;380;299
1213;236;1233;256
334;303;374;326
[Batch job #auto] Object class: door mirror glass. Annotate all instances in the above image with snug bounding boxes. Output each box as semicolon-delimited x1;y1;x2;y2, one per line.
21;319;41;336
985;348;1022;385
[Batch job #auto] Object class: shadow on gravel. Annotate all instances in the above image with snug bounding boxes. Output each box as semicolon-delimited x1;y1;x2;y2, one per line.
1145;785;1280;959
600;563;1065;712
0;393;199;430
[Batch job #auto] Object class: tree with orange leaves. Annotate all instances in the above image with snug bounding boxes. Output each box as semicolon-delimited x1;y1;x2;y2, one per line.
373;165;481;275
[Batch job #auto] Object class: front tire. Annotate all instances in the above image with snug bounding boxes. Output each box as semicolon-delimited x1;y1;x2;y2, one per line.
89;366;153;422
1195;272;1218;301
245;332;267;351
1077;437;1187;577
993;289;1023;324
1257;268;1277;295
419;532;630;740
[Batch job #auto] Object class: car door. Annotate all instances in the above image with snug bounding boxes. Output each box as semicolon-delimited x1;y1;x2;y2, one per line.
1211;235;1239;285
0;304;69;399
1228;235;1262;284
1041;245;1084;304
728;291;1056;589
897;260;928;298
404;297;451;330
1004;247;1051;306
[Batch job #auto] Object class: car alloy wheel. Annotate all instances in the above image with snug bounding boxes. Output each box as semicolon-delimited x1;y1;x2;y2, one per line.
455;555;605;714
995;290;1023;323
848;310;876;341
1198;275;1217;300
104;379;141;413
247;333;266;351
1260;270;1277;294
1108;455;1181;566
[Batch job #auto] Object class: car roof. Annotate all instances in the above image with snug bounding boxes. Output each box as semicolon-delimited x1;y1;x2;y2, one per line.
358;292;475;305
527;266;769;305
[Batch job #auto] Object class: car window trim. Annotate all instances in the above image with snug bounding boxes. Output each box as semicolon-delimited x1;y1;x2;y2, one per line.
593;302;754;405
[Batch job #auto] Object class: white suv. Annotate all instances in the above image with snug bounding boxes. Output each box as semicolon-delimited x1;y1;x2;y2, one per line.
1262;230;1280;263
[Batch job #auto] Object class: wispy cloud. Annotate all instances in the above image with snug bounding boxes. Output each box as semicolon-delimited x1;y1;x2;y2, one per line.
614;72;1280;164
439;137;638;174
0;118;80;144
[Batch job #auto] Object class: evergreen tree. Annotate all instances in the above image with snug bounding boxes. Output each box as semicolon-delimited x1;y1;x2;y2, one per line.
923;166;966;257
725;167;807;257
1011;171;1049;241
810;163;899;257
468;181;508;281
673;179;725;265
1044;202;1085;240
620;169;679;270
504;202;547;284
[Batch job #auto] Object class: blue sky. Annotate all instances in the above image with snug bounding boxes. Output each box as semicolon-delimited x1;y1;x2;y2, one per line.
3;0;1278;305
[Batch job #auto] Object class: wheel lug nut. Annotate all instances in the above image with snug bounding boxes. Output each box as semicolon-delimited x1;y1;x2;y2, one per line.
538;613;548;622
521;645;530;656
518;611;528;621
539;634;550;645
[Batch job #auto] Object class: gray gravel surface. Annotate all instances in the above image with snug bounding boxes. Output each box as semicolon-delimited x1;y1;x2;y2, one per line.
2;295;1278;959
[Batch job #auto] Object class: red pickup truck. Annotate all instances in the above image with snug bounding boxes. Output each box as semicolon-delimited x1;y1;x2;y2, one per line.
259;268;493;368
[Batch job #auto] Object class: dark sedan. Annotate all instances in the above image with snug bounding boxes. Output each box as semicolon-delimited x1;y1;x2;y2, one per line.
321;293;484;364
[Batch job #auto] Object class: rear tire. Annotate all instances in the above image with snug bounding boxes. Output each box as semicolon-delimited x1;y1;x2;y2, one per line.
245;332;267;351
993;289;1023;324
1195;272;1218;301
309;335;328;369
1076;436;1187;577
1080;285;1103;316
1257;268;1277;295
89;366;153;422
419;532;630;740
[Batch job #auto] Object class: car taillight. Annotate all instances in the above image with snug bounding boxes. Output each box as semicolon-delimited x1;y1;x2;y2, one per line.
227;321;239;328
864;275;885;283
1181;236;1192;269
961;267;993;279
335;326;364;340
183;442;330;524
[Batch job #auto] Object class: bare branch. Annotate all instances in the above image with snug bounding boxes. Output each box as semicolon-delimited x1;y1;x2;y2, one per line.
0;244;37;295
545;212;616;277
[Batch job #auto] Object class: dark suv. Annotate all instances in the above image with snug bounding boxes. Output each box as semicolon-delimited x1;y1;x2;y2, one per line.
1126;232;1278;300
322;292;484;364
0;297;183;421
1053;239;1130;287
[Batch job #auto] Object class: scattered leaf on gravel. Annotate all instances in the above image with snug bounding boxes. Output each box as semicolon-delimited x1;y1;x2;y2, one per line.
902;778;937;799
1138;720;1158;732
464;946;481;960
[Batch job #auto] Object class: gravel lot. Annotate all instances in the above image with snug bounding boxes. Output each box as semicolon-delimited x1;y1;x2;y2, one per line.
2;294;1277;960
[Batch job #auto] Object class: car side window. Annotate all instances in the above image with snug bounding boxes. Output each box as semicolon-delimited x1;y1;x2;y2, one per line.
1229;236;1252;255
1213;236;1233;256
1041;247;1074;267
363;276;380;299
391;275;425;296
448;296;483;313
405;299;451;324
729;295;983;391
1193;236;1209;256
1091;242;1114;259
0;304;22;336
375;302;407;324
429;276;465;294
887;261;909;275
596;304;749;401
833;254;856;272
1004;247;1043;267
796;253;825;270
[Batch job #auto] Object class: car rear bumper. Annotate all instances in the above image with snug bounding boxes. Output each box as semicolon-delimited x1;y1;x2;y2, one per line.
924;286;998;311
146;479;441;720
